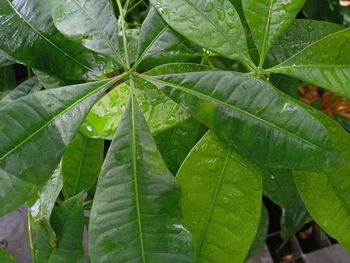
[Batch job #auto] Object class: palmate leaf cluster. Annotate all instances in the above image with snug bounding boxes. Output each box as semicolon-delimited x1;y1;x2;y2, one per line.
0;0;350;262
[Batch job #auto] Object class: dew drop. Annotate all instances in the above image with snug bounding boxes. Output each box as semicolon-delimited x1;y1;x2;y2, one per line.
226;20;237;29
228;8;235;16
223;197;230;204
204;2;214;12
216;9;225;21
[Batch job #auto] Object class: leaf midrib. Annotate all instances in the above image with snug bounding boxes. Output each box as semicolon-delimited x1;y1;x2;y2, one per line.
130;89;146;263
6;0;92;72
72;135;88;195
268;64;350;73
259;0;274;66
138;74;330;153
181;0;249;62
70;0;121;60
196;149;230;256
0;78;119;161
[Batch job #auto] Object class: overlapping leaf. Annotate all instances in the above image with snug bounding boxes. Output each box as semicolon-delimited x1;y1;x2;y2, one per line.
62;132;104;198
81;63;209;140
263;168;298;209
89;94;195;263
246;204;269;260
0;78;116;215
155;118;200;175
48;0;120;61
269;29;350;100
136;6;184;67
0;0;111;80
243;0;306;65
150;0;252;64
0;77;41;107
0;66;16;100
0;249;18;263
34;193;84;263
177;131;262;262
280;198;309;244
266;19;344;67
27;165;63;248
294;105;350;252
138;71;340;171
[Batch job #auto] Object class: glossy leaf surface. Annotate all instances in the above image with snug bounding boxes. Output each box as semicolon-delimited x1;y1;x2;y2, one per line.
0;77;41;107
0;79;114;215
62;132;104;198
0;50;16;67
280;198;309;244
139;71;339;171
269;29;350;100
27;165;63;224
89;95;195;263
155;118;200;175
303;0;343;24
0;66;16;100
294;105;350;251
0;249;18;263
243;0;306;65
33;68;76;90
266;19;344;67
81;82;190;139
263;168;298;209
177;131;262;262
27;165;63;248
150;0;251;63
34;194;84;263
136;6;183;67
138;42;202;70
48;0;120;60
0;0;111;80
81;67;197;139
246;204;269;260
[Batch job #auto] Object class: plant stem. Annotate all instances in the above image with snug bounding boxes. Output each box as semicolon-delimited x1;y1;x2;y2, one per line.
127;0;144;13
116;0;131;70
27;211;35;262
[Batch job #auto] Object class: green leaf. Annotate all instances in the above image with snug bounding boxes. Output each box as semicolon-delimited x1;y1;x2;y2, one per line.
0;0;112;80
155;118;200;175
0;66;16;100
246;204;269;260
135;6;183;67
150;0;252;64
27;165;63;224
265;19;344;67
137;71;340;171
81;81;190;139
263;168;299;209
0;78;117;216
177;131;262;262
280;198;309;244
293;105;350;252
33;68;77;90
268;29;350;100
27;165;63;248
0;77;41;107
303;0;343;24
62;132;104;198
138;42;202;70
48;0;120;61
0;49;16;68
243;0;306;66
34;193;84;263
0;249;18;263
89;93;195;263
